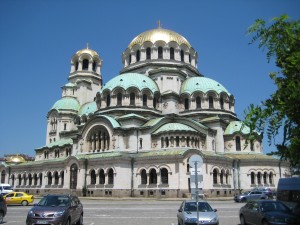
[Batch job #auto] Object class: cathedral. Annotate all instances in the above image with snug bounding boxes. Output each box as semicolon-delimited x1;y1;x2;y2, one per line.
0;25;290;198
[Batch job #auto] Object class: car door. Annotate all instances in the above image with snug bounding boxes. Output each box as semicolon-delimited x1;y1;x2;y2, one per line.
70;197;81;223
246;202;260;225
250;202;262;225
14;192;24;204
5;193;16;204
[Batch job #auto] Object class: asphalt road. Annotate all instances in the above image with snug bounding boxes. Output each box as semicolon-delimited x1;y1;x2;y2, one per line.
3;198;243;225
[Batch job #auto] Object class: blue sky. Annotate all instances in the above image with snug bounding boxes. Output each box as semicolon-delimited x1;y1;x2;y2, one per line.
0;0;299;158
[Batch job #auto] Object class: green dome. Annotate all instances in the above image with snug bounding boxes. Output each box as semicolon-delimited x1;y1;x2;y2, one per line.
180;77;231;95
224;121;250;135
100;73;159;94
153;123;197;135
51;97;80;111
78;102;97;116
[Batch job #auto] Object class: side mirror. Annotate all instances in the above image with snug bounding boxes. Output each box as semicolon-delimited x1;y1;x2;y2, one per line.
214;209;217;212
178;209;182;212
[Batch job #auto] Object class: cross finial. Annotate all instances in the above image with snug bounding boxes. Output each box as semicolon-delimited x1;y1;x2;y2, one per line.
157;20;162;28
86;43;89;49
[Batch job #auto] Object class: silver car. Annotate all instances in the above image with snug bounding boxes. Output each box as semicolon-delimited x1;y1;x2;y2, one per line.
177;200;219;225
234;191;268;202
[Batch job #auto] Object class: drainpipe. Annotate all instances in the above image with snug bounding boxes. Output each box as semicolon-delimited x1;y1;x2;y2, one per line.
131;158;134;197
237;159;241;192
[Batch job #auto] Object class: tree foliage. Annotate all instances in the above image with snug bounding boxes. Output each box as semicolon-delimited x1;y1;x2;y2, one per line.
244;15;300;172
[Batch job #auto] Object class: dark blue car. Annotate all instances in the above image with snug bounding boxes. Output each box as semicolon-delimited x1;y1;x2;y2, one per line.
239;200;300;225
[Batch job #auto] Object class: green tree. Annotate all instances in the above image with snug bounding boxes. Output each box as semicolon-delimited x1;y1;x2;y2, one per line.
244;15;300;173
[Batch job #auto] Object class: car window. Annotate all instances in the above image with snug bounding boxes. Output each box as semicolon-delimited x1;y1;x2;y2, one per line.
3;186;13;190
184;202;213;212
16;193;24;197
6;193;14;198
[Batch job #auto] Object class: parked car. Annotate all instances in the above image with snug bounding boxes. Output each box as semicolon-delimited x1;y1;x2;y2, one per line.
26;194;83;225
0;194;7;223
252;187;275;199
177;199;219;225
239;200;300;225
234;191;268;202
0;184;13;195
4;192;34;206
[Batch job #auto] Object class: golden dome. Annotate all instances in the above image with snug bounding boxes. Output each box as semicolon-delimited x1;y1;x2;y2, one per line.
6;155;26;163
128;27;191;49
75;45;99;58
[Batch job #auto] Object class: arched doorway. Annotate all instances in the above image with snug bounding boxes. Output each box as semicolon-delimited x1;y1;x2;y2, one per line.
70;164;78;189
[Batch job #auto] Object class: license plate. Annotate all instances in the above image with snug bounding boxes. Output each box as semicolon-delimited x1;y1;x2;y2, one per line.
36;220;48;224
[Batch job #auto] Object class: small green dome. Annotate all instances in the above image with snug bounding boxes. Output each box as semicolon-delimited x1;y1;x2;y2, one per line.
52;97;80;111
180;77;231;95
100;73;159;94
78;102;97;116
153;123;197;135
224;121;250;135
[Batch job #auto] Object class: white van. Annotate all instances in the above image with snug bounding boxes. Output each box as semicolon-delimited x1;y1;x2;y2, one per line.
0;183;13;195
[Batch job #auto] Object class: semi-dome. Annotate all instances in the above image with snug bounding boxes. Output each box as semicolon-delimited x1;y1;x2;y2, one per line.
51;97;80;111
100;73;159;94
153;123;197;135
128;27;191;49
180;77;231;95
78;101;97;116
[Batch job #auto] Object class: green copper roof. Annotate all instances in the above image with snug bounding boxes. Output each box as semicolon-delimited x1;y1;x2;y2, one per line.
78;102;97;116
64;82;76;88
180;77;231;95
224;121;250;135
98;115;121;128
100;73;159;94
136;149;189;158
143;117;164;127
117;113;147;121
153;123;197;135
51;97;80;111
36;138;73;150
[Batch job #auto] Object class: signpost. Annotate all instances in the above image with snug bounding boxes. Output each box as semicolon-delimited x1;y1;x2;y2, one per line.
189;155;203;225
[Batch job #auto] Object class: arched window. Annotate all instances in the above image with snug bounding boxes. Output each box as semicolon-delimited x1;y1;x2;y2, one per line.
28;174;32;186
196;96;201;109
92;61;97;71
176;136;180;147
117;93;122;106
39;173;43;186
47;172;52;185
11;174;15;186
269;172;273;184
257;172;262;185
158;47;163;59
209;96;214;109
143;94;147;107
170;47;174;59
75;62;79;71
54;171;59;185
82;59;89;70
130;92;135;105
99;169;105;184
213;169;218;184
165;137;169;147
263;172;267;184
18;174;22;186
106;94;111;107
161;168;168;184
220;97;224;109
149;169;157;184
141;169;147;185
161;137;164;148
108;168;114;184
136;50;140;62
88;170;95;185
251;172;255;184
236;136;241;151
184;98;189;110
189;54;191;63
33;174;37;186
153;97;157;109
146;48;151;59
180;50;184;62
60;171;64;186
128;54;131;64
220;170;224;184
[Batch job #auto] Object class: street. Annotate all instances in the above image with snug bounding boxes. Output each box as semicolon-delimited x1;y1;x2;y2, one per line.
3;198;243;225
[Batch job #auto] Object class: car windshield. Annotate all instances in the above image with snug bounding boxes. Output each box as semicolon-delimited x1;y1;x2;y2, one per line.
261;202;290;212
242;191;250;195
3;186;13;190
184;202;213;212
38;196;70;207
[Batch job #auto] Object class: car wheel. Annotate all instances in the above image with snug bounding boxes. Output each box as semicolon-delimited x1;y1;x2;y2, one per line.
76;214;83;225
240;215;247;225
262;220;269;225
21;200;28;206
0;211;4;224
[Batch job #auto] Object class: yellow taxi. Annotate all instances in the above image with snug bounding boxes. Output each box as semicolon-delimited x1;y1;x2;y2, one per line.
4;192;34;206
